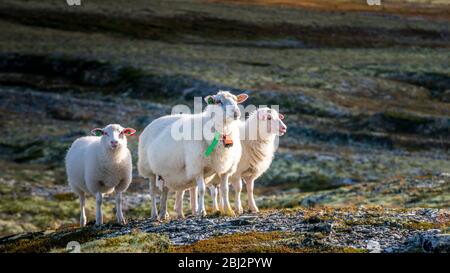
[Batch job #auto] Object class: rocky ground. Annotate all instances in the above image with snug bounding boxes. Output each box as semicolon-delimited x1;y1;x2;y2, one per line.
0;0;448;252
0;206;448;253
0;173;448;253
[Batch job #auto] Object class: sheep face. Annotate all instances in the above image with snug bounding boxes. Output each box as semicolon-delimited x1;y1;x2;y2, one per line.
91;124;136;151
257;108;287;137
204;91;248;124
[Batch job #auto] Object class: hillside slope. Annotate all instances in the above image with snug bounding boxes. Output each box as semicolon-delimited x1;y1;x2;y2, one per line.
0;0;448;250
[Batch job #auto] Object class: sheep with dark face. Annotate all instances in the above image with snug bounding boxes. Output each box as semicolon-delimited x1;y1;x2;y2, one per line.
138;91;248;219
65;124;136;226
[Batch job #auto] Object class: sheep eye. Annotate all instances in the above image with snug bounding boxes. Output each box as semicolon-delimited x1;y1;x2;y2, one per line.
103;132;109;136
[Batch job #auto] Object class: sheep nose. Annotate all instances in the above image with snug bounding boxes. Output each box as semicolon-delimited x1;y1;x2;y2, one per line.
111;140;118;146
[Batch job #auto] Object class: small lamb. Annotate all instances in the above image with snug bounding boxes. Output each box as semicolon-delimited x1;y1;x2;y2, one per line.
65;124;136;226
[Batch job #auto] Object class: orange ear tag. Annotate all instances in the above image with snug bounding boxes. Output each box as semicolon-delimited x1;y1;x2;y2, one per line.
223;134;233;148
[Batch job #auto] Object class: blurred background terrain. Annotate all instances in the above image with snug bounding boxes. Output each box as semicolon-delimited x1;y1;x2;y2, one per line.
0;0;448;248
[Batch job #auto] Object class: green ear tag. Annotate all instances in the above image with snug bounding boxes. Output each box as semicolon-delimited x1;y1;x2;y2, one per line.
205;132;220;157
207;97;215;105
95;131;102;136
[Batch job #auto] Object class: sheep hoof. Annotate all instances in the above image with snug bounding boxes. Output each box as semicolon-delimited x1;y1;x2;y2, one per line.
117;218;127;225
197;209;207;217
235;206;244;215
159;212;170;221
177;214;185;220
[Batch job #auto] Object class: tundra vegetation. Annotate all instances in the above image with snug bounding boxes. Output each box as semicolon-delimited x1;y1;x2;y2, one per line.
0;0;448;252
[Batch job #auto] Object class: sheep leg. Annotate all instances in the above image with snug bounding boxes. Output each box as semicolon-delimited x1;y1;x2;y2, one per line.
95;192;103;225
175;190;185;219
189;187;198;216
232;178;243;215
218;184;222;210
115;191;126;225
156;176;170;220
149;177;159;220
159;186;170;220
173;191;178;211
220;174;235;216
246;178;259;213
79;192;87;227
196;176;207;217
209;185;219;212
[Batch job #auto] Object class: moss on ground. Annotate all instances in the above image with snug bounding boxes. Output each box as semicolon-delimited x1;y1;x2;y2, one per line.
0;226;107;253
171;231;367;253
172;232;293;253
51;230;170;253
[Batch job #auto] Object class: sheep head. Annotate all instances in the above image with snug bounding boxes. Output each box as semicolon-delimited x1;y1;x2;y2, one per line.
91;124;136;151
204;91;248;126
256;108;287;137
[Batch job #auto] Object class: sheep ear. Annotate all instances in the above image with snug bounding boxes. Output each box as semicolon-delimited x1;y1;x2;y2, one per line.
278;113;285;120
122;128;136;136
236;93;248;104
91;128;103;136
205;95;215;105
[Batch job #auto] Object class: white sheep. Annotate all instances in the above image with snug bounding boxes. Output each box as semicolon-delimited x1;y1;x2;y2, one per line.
137;115;185;219
228;107;286;213
176;107;287;214
65;124;136;226
138;91;248;219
